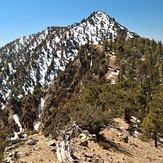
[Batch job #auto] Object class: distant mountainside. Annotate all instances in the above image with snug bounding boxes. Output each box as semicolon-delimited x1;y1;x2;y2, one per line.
0;11;139;109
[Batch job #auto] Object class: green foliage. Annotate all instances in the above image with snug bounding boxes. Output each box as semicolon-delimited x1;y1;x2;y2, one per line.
0;110;10;161
113;37;163;87
53;81;142;134
141;85;163;147
102;40;110;52
23;36;163;147
69;103;113;134
20;96;39;129
44;78;149;136
0;130;9;162
112;38;163;144
33;87;44;97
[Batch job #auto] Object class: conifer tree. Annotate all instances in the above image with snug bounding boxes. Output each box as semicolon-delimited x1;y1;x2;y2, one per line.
102;40;109;52
142;86;163;147
159;62;163;82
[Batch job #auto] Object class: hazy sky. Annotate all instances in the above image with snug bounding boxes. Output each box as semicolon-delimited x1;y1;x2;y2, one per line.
0;0;162;47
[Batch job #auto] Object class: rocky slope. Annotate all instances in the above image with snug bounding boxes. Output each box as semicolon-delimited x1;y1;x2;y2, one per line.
3;118;163;163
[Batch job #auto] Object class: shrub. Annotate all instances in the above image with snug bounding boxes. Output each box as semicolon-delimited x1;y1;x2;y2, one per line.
69;103;113;135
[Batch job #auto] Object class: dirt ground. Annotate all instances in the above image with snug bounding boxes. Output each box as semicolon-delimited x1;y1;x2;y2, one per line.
4;118;163;163
71;118;163;163
4;133;59;163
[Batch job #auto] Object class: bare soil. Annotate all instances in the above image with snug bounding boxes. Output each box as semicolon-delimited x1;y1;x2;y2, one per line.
4;118;163;163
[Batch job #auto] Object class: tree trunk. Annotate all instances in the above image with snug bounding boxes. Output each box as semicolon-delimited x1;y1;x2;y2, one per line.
124;108;130;123
56;124;81;163
154;132;158;148
56;140;77;163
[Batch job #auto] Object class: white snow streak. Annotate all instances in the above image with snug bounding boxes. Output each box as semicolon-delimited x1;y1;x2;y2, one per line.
33;98;44;131
9;114;23;140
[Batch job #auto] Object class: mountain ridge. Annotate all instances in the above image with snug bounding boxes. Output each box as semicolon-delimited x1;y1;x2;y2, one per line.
0;11;139;109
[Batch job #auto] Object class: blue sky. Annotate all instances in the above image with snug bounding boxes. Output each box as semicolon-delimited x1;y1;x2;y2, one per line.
0;0;162;47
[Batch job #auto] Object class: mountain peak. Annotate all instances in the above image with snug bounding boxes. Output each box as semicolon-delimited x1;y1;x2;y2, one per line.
94;10;108;16
87;10;111;22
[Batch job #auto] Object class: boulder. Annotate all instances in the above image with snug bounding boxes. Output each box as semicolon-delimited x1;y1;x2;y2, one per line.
25;138;38;146
80;140;88;147
47;139;56;146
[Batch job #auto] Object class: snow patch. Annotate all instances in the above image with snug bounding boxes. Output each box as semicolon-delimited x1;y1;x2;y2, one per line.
13;114;23;134
131;116;140;123
33;98;44;131
1;105;5;110
8;114;24;141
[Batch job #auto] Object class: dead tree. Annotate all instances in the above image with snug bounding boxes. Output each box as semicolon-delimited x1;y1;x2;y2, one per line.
55;123;82;163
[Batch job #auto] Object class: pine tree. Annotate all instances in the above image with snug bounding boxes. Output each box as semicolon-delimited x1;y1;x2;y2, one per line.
118;60;125;82
159;62;163;82
142;86;163;147
102;40;109;52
